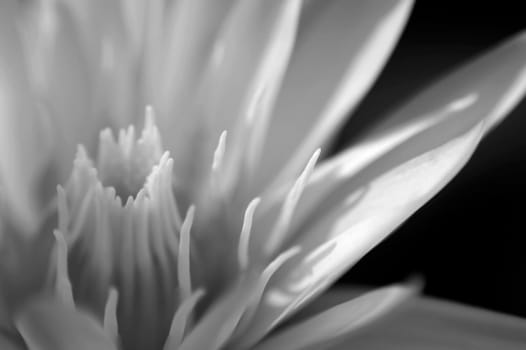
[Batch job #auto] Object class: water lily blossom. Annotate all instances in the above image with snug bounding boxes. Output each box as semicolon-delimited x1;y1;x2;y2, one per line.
1;0;526;349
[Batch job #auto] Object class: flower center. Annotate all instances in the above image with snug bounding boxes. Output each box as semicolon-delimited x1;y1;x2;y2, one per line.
55;110;188;350
50;108;320;350
96;107;163;200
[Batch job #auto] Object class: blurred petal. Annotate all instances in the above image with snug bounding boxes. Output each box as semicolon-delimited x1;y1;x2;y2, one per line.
157;0;237;114
0;333;23;350
15;296;117;350
164;0;300;197
245;120;485;344
0;0;52;232
254;0;413;193
20;2;103;187
253;284;414;350
154;0;237;174
327;291;526;349
201;0;301;195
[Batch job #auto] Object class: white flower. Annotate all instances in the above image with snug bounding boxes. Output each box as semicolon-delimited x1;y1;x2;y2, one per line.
0;1;526;349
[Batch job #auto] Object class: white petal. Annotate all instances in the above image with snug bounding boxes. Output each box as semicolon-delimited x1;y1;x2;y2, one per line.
254;0;413;193
244;120;485;344
163;0;300;197
154;0;238;182
253;284;414;350
16;297;117;350
259;30;526;260
325;291;526;349
0;0;52;232
19;1;105;188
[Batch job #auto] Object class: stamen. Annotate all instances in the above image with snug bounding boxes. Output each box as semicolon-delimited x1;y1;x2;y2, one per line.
178;206;195;302
212;131;227;172
238;197;261;270
58;116;186;350
229;246;301;347
103;288;120;343
52;230;74;307
56;186;69;235
164;289;205;349
96;108;164;199
264;149;320;255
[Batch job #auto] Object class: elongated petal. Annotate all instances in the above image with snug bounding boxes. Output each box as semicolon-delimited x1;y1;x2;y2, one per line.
243;121;485;345
154;0;237;174
327;292;526;349
19;2;104;188
201;0;301;195
0;0;52;233
258;30;526;260
309;29;526;205
165;0;300;197
254;0;413;193
253;284;414;350
179;274;263;350
15;297;117;350
157;0;236;114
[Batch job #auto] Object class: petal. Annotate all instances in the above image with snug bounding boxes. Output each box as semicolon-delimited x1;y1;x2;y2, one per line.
244;120;485;344
328;291;526;349
257;29;526;261
19;2;104;187
201;0;301;195
306;29;526;207
0;0;52;232
0;333;23;350
252;284;414;350
254;0;413;193
15;296;117;350
153;0;238;166
156;0;237;114
162;0;300;197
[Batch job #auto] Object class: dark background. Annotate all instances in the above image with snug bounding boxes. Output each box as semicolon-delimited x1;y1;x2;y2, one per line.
336;2;526;317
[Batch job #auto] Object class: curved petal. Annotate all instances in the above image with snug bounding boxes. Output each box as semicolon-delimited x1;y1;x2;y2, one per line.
326;291;526;349
253;0;413;193
0;0;52;233
307;29;526;205
255;29;526;260
162;0;300;198
244;120;485;344
15;296;117;350
153;0;238;177
252;284;414;350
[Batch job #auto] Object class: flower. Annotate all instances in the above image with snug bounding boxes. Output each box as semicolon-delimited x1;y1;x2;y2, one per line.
0;0;526;349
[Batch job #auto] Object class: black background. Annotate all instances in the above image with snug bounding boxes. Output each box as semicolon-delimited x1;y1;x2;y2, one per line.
335;2;526;317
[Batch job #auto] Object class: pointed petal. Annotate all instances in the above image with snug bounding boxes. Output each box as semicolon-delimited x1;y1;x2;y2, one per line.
203;0;301;195
164;0;300;197
254;0;413;193
156;0;237;114
309;29;526;205
15;297;117;350
154;0;237;174
258;30;526;259
243;120;485;344
330;293;526;349
0;0;52;232
179;274;261;350
253;284;414;350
